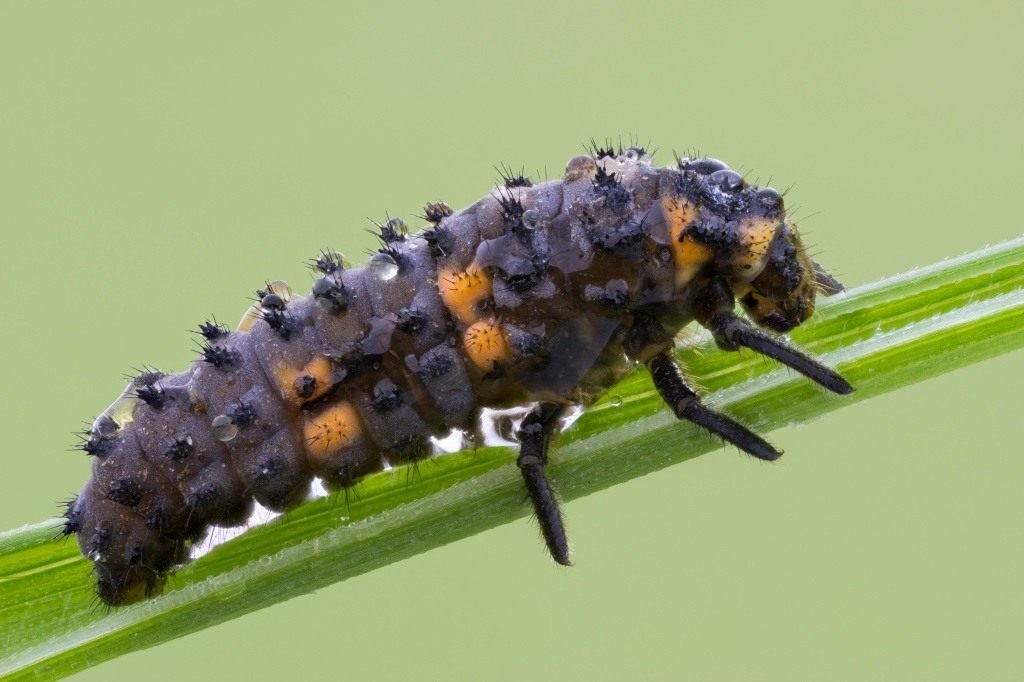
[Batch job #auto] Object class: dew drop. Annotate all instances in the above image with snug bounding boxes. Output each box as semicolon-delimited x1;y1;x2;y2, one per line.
369;252;399;280
521;208;541;230
211;414;238;442
610;394;623;407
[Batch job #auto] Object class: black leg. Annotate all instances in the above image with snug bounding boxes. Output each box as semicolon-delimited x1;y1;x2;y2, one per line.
517;402;572;566
648;352;782;461
708;312;852;394
696;279;853;395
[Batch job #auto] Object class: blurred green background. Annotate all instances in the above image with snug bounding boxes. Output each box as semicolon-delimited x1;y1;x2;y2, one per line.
2;1;1022;680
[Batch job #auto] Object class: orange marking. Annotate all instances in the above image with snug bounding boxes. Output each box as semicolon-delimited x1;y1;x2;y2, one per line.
734;217;779;281
303;401;362;462
274;356;334;404
662;197;711;285
438;265;492;324
463;318;510;370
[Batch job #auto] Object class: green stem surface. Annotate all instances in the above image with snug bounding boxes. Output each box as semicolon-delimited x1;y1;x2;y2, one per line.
2;237;1023;680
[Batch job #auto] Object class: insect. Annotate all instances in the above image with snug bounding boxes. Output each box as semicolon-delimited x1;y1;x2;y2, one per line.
62;143;852;605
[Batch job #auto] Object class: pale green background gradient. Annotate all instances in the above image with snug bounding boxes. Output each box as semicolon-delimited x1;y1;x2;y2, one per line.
2;2;1022;680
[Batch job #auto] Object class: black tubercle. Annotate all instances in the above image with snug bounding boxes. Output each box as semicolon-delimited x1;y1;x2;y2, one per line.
312;277;349;314
186;483;221;509
106;477;143;507
136;383;170;410
590;217;646;260
375;216;408;244
496;164;533;189
260;292;285;310
497;190;526;228
586;139;618;159
312;250;345;275
80;417;119;457
593;167;631;215
417;350;452;378
80;434;111;456
423;225;455;258
371;378;403;411
396;307;426;334
198;320;228;340
421;201;453;224
61;497;81;536
376;244;408;273
88;528;111;555
294;375;318;399
260;297;299;340
163;437;193;461
677;156;729;175
227;401;257;428
201;343;239;370
255;457;285;485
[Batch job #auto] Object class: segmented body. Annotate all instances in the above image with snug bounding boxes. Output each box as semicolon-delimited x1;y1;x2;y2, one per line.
64;145;838;605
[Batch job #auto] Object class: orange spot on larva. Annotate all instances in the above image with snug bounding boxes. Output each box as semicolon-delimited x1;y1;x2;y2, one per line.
303;401;362;462
661;197;712;286
733;217;780;281
462;319;510;370
274;356;334;404
438;265;492;324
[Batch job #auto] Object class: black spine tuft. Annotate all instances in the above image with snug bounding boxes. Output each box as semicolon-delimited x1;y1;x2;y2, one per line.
593;166;632;216
396;307;426;334
136;383;170;410
312;250;345;275
417;351;452;378
202;343;239;370
421;201;453;224
163;437;193;461
227;401;256;428
374;216;407;244
61;497;80;535
80;432;114;457
260;302;300;340
497;190;525;227
423;225;454;258
497;164;533;189
198;320;228;340
377;244;407;273
106;477;143;508
586;138;618;159
312;277;349;313
294;375;318;399
371;378;403;411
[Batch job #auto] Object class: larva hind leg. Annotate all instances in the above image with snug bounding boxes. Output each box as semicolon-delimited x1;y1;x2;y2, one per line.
516;402;572;566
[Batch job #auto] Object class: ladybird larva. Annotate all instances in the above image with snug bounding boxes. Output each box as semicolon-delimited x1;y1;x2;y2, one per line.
64;143;852;605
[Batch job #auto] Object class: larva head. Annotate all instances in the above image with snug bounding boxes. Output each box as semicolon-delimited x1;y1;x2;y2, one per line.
670;157;831;332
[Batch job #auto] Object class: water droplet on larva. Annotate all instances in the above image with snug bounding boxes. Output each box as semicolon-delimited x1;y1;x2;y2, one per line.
211;414;238;442
369;252;399;280
611;395;623;407
521;209;541;230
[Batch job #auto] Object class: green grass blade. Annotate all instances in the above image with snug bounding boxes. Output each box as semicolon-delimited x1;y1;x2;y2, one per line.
2;237;1022;680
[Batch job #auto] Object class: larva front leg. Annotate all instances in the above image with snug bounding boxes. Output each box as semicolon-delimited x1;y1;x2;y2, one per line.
694;279;853;395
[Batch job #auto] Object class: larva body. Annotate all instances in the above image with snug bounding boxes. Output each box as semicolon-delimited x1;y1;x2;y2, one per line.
65;145;851;605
